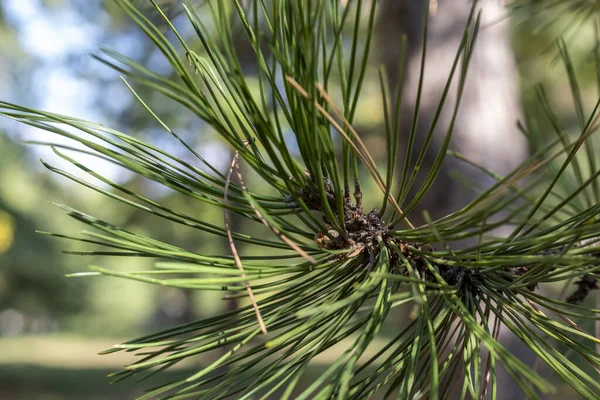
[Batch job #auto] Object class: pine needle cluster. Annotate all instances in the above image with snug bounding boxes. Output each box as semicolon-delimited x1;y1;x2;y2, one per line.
2;0;600;398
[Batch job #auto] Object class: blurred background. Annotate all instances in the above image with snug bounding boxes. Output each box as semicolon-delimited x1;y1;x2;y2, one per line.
0;0;597;399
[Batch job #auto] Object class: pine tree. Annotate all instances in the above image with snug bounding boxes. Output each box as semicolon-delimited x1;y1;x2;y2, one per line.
2;0;600;398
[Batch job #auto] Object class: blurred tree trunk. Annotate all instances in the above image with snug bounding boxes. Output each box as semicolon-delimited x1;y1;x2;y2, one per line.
379;0;528;224
378;1;532;398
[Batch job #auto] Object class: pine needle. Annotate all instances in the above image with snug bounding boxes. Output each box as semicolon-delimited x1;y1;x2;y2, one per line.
224;150;267;335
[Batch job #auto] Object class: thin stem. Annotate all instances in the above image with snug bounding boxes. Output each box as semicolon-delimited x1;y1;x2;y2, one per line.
224;151;267;334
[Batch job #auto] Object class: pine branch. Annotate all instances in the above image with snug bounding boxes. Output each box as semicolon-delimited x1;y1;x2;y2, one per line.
1;0;600;398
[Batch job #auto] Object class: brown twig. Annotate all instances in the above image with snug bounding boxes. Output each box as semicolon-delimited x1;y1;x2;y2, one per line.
567;274;599;305
233;158;317;265
224;151;267;335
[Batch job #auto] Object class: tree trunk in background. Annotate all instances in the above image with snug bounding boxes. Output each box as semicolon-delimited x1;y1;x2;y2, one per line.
378;1;532;398
379;0;528;224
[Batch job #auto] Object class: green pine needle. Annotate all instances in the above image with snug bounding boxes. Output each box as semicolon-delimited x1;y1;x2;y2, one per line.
2;0;600;398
